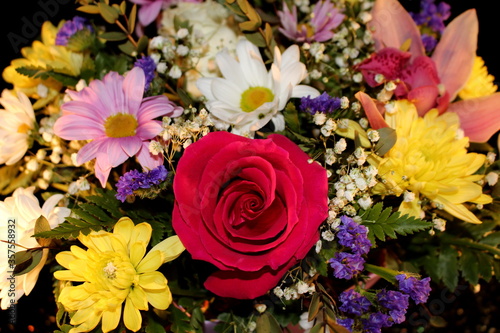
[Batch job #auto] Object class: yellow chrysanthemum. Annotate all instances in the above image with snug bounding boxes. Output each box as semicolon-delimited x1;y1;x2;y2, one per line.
458;56;498;100
2;20;83;109
368;100;492;224
54;217;185;333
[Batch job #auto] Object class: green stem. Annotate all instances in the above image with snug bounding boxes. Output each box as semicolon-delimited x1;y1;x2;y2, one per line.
364;263;401;284
441;237;500;256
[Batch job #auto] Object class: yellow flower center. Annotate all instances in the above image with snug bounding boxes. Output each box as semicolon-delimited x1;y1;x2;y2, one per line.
458;56;498;100
104;113;138;138
240;87;274;113
17;123;31;134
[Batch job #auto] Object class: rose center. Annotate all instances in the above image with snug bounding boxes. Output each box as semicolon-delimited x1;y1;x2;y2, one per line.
240;87;274;113
104;113;138;138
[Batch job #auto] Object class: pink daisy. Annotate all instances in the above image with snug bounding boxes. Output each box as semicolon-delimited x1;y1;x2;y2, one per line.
53;67;183;187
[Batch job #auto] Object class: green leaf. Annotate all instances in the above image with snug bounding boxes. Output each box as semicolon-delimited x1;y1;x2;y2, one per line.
99;31;128;41
128;4;137;34
14;248;44;276
136;35;150;54
437;245;459;290
98;2;119;23
360;202;433;245
169;305;193;333
244;31;267;47
479;231;500;246
256;312;282;333
476;251;493;281
308;292;322;321
77;5;100;14
283;103;300;133
190;307;205;333
145;311;167;333
459;249;479;285
15;66;79;87
374;127;397;156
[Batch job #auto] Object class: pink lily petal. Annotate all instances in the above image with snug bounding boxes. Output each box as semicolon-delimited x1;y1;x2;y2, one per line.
406;86;440;116
355;91;389;129
447;93;500;142
431;9;478;101
368;0;425;57
355;48;411;87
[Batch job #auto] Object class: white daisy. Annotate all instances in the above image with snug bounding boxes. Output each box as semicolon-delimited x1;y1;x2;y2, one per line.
0;187;70;309
0;89;36;165
197;39;320;136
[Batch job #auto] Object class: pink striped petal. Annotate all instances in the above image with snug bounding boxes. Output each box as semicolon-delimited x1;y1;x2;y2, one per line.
355;91;388;129
447;93;500;142
94;153;113;187
432;9;478;101
136;121;163;140
76;139;106;165
106;138;130;167
123;67;146;117
138;96;183;124
368;0;425;57
119;136;142;157
136;141;163;170
61;101;108;122
53;114;105;140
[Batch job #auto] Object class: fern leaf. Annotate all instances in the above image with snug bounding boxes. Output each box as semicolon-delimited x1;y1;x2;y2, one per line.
360;203;432;244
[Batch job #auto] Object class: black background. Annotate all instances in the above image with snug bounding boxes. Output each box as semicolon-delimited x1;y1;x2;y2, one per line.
0;1;500;332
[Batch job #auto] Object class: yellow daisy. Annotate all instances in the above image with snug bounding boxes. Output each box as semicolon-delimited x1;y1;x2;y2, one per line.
54;217;185;333
368;100;492;224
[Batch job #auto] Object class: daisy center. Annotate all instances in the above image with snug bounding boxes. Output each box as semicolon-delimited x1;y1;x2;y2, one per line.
240;87;274;113
104;113;138;138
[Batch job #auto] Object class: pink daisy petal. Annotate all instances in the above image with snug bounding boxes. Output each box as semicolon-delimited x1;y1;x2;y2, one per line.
120;136;143;157
138;95;182;124
123;67;146;117
136;121;163;140
53;114;105;140
76;139;106;165
106;138;131;168
136;141;164;170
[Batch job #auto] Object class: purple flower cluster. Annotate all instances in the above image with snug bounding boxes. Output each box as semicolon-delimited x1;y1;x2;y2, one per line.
409;0;451;53
362;312;391;333
396;274;432;304
115;165;168;202
134;56;157;91
329;216;372;279
377;290;409;324
55;16;93;46
299;92;341;115
339;289;371;316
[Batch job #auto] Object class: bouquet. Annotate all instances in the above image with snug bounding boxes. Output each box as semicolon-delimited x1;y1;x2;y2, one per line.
1;0;499;332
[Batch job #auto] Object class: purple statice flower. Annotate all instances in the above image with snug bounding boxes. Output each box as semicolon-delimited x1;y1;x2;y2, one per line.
55;16;93;46
329;252;365;280
377;289;409;324
277;0;345;43
299;92;341;115
134;56;157;91
409;0;451;53
337;216;372;255
362;312;392;333
336;317;354;332
115;165;168;202
339;289;371;316
421;34;438;53
396;274;432;305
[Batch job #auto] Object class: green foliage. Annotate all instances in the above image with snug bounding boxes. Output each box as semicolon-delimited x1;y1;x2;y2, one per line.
15;66;79;87
359;202;433;245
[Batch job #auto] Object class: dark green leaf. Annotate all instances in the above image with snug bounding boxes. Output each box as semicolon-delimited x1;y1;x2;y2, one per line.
459;249;479;285
374;127;397;156
99;31;128;41
476;252;493;282
283;103;300;133
437;245;459;290
136;35;150;54
98;2;119;23
308;292;321;321
14;248;44;276
479;232;500;246
245;31;267;47
256;312;282;333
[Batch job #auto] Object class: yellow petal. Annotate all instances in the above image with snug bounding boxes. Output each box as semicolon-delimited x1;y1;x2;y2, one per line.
101;307;122;333
124;297;142;332
145;287;173;310
113;217;135;244
129;222;153;248
56;251;77;269
71;312;102;333
128;286;149;311
136;250;163;274
70;307;94;325
139;271;168;290
435;196;482;224
149;235;185;264
54;270;86;282
130;242;147;268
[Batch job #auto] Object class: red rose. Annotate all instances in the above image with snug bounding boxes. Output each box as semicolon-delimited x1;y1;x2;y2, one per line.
172;131;328;299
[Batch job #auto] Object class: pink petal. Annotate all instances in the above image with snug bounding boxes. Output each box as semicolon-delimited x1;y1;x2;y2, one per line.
407;86;440;116
355;48;411;87
431;9;478;101
136;141;163;170
76;139;105;165
53;114;104;140
355;92;389;129
123;67;146;117
136;120;163;140
447;93;500;142
139;95;183;123
106;138;130;167
94;153;113;188
119;136;142;157
137;0;163;26
368;0;425;57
